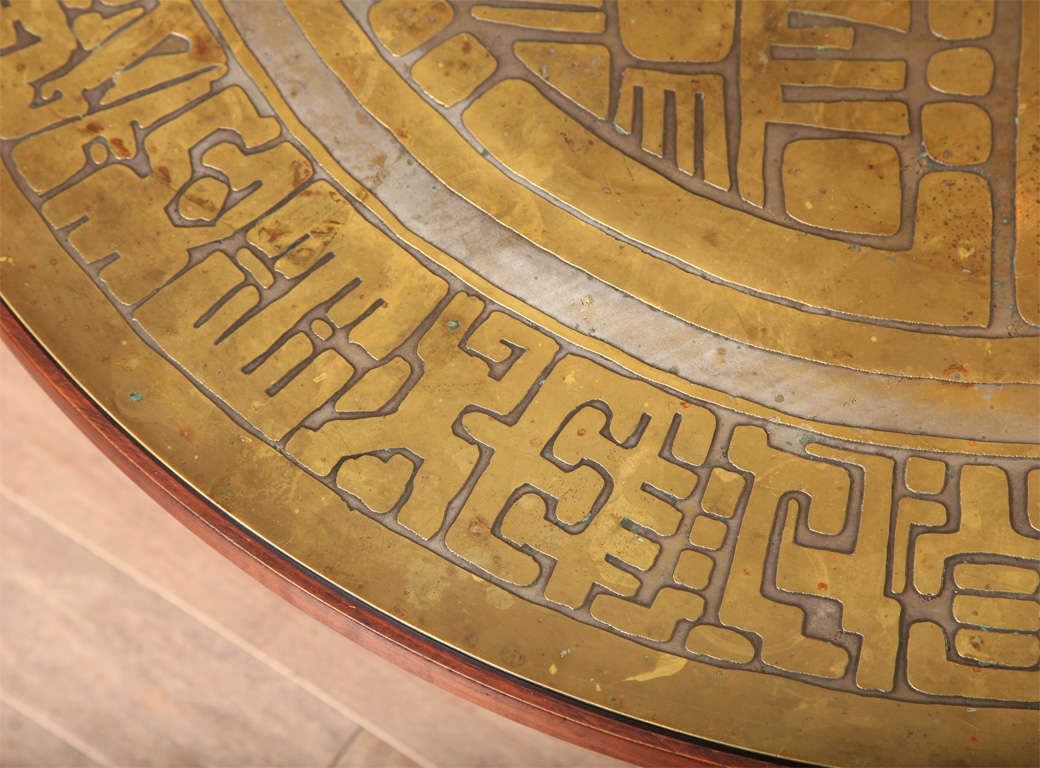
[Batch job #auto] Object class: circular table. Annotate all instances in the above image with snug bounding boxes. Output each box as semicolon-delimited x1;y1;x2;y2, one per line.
2;1;1038;765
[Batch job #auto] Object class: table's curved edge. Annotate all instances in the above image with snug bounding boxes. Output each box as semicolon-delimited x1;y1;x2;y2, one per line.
1;301;794;768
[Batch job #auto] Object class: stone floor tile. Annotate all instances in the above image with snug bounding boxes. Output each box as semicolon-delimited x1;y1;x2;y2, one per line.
0;699;101;768
334;729;421;768
0;497;359;767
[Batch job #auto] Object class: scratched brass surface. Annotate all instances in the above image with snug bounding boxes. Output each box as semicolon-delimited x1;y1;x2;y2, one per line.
1;1;1039;765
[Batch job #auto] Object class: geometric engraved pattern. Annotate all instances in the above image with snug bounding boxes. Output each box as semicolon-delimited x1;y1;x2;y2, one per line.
359;0;1039;374
383;1;1005;254
1;1;1037;763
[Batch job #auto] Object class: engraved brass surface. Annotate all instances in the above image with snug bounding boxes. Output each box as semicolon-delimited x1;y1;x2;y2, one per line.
1;1;1038;765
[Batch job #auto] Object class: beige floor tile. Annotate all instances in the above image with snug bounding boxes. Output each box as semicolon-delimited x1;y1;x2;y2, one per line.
0;699;100;768
0;345;632;768
0;496;359;767
333;730;420;768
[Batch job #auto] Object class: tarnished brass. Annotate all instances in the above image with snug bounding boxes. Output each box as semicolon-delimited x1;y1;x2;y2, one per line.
1;1;1037;765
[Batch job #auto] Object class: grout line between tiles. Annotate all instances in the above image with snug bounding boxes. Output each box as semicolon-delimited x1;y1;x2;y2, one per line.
0;689;116;768
0;487;437;768
326;724;363;768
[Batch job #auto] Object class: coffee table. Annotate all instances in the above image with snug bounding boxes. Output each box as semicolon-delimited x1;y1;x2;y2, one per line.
3;2;1037;765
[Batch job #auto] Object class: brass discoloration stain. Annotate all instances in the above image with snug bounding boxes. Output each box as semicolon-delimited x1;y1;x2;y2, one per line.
411;32;497;107
369;0;454;56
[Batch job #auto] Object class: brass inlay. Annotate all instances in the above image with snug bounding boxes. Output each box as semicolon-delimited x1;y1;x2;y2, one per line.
908;622;1035;702
1016;2;1039;326
927;47;993;96
736;1;909;209
921;102;992;166
617;0;735;63
781;139;901;236
955;630;1040;669
471;5;606;34
2;1;1037;766
904;456;947;495
954;563;1040;595
514;42;611;120
928;0;994;40
288;0;1039;385
614;68;729;186
370;0;454;56
411;32;497;107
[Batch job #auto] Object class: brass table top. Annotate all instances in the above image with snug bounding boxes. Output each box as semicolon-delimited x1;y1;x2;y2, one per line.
2;1;1038;765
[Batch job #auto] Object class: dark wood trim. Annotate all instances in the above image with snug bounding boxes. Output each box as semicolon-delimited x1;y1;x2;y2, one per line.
2;302;787;768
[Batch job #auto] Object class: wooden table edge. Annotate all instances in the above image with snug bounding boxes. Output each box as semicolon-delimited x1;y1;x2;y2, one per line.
1;301;790;768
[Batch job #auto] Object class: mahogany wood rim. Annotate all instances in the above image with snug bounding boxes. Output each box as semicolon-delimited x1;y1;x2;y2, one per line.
1;301;789;768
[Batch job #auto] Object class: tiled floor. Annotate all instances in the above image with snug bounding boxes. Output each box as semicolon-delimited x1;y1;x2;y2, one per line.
0;344;632;768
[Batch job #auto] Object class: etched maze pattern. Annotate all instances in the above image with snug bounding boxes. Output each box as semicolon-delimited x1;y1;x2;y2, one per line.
1;0;1037;707
376;0;1010;245
362;0;1039;336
